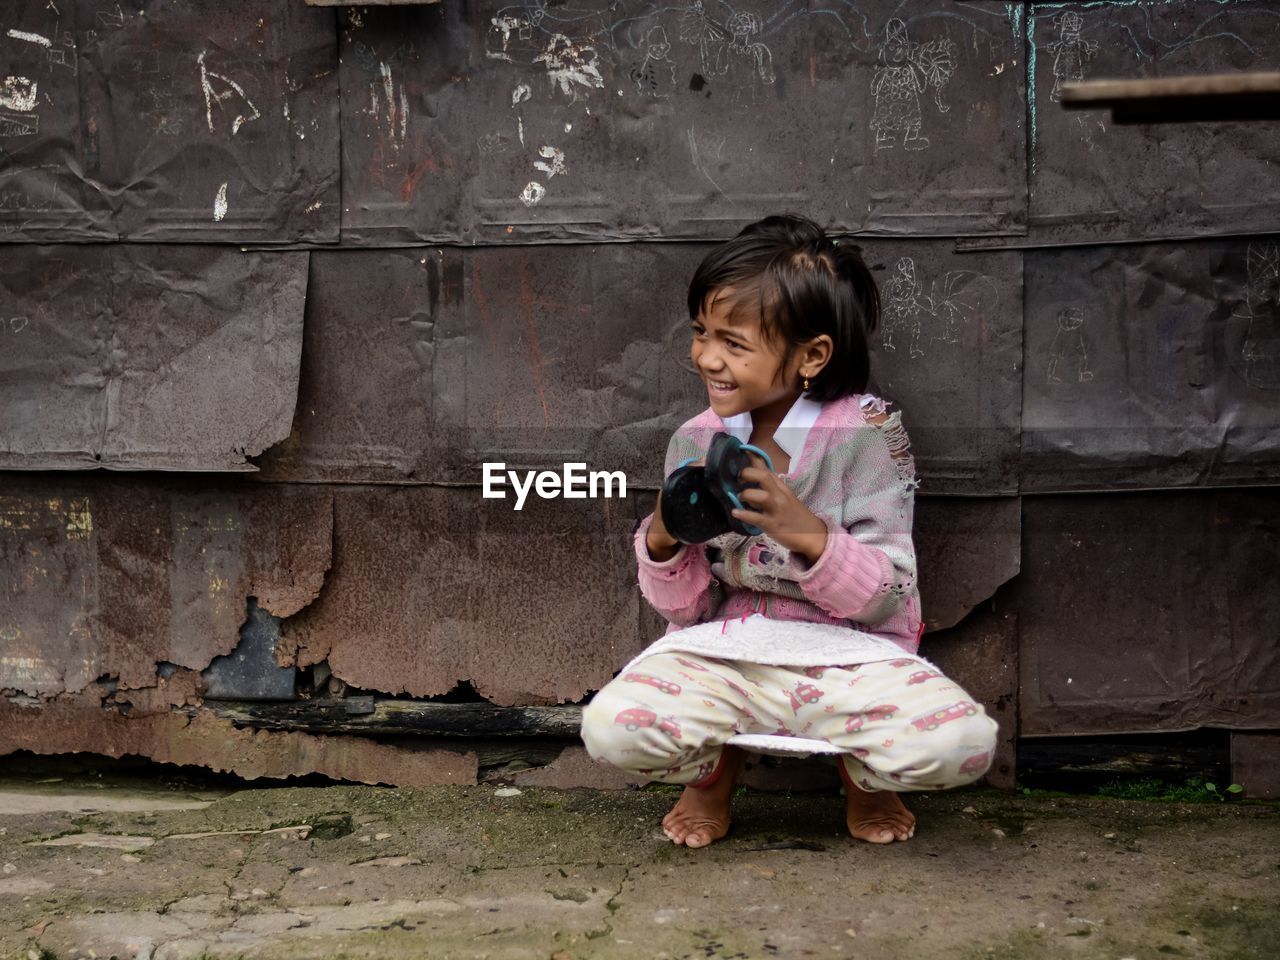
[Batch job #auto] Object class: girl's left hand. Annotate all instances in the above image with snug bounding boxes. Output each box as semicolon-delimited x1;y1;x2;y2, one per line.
731;458;829;566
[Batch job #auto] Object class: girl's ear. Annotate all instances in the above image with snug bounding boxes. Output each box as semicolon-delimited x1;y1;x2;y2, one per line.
802;334;834;378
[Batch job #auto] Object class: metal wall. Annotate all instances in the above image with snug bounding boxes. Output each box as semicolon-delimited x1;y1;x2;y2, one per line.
2;0;1278;787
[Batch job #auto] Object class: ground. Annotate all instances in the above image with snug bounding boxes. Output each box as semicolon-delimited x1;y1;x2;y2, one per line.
1;766;1277;960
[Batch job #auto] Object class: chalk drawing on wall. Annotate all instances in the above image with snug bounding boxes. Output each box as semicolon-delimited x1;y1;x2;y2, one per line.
1045;11;1097;103
1238;240;1280;389
534;33;604;102
1047;306;1094;384
198;51;261;136
679;1;725;77
871;19;957;152
880;257;999;360
630;25;676;97
882;257;930;357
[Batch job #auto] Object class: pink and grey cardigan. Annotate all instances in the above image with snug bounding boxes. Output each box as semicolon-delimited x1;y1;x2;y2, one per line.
634;392;923;656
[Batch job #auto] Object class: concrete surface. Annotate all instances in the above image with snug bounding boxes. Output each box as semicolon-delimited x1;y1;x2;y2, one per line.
1;773;1277;960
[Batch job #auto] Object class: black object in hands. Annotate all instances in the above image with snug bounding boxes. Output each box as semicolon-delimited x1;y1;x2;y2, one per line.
659;432;775;544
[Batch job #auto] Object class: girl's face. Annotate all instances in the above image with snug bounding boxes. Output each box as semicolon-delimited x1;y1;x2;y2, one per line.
691;287;802;421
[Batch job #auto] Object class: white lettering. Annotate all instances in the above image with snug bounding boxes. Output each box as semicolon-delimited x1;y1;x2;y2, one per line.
482;462;506;499
562;462;586;498
591;469;626;499
534;470;560;499
481;462;628;509
509;469;535;511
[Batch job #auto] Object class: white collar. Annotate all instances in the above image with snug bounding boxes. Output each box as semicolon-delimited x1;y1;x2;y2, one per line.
719;393;824;459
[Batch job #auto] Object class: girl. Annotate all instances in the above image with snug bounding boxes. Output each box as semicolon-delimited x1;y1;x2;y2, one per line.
581;214;998;847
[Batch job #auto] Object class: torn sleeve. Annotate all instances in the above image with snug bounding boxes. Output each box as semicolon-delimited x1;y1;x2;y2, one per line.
794;408;919;626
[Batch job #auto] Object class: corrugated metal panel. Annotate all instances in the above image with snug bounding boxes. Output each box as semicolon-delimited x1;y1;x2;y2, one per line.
0;246;309;471
1021;1;1280;248
0;0;339;242
255;241;1023;496
1022;239;1280;491
0;476;332;695
337;0;1026;244
1017;491;1280;735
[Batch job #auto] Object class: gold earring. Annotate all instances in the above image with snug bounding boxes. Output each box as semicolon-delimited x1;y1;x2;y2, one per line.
803;377;810;391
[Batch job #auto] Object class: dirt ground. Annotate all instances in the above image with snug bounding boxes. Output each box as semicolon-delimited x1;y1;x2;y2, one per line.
1;767;1277;960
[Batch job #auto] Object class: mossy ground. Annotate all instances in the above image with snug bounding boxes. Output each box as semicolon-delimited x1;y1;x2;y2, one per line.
1;775;1276;959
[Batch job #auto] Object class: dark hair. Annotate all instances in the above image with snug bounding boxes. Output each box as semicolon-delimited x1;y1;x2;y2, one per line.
686;214;881;399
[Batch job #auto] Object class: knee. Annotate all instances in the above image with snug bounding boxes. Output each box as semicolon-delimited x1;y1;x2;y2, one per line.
892;707;999;788
580;683;683;771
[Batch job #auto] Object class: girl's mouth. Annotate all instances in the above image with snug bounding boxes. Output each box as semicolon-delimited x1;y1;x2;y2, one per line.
707;379;737;395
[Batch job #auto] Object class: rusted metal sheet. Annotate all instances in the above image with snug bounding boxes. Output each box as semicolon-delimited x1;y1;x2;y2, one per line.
0;476;332;696
284;489;1016;708
254;249;446;483
1017;492;1280;736
1022;1;1280;247
1022;239;1280;491
282;485;643;707
0;0;339;242
0;246;308;471
913;498;1020;633
336;0;1025;244
0;690;476;787
255;242;1022;497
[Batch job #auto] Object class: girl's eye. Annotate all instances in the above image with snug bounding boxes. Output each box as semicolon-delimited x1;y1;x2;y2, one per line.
726;340;744;351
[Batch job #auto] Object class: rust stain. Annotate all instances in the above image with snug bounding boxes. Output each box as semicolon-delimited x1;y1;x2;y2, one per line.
399;145;437;202
0;691;477;787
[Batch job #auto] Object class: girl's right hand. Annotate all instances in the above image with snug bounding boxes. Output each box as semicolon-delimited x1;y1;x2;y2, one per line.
647;458;704;560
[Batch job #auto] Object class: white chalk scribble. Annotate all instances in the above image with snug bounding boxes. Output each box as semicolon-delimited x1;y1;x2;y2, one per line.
198;50;261;136
213;182;228;221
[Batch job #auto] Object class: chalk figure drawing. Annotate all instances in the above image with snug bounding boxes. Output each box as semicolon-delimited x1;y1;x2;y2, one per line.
880;258;998;360
1045;11;1097;102
1047;307;1094;384
680;1;725;77
674;6;774;107
880;257;998;358
1236;240;1280;389
630;25;676;97
871;19;957;151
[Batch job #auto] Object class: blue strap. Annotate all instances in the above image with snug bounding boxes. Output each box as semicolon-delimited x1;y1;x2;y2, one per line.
721;444;773;532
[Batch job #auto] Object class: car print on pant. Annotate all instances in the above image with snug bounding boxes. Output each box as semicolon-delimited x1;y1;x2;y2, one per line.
615;708;656;731
907;670;943;685
623;672;681;695
959;750;992;776
615;709;684;739
910;701;979;732
844;704;900;733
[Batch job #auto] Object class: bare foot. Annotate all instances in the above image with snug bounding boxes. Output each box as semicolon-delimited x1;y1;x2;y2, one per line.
661;746;746;848
845;782;916;844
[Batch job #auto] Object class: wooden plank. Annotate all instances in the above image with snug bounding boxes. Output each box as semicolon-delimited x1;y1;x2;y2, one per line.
197;699;584;738
307;0;439;5
1061;73;1280;124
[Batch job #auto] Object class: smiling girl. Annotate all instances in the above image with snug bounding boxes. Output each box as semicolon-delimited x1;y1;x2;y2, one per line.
581;214;998;848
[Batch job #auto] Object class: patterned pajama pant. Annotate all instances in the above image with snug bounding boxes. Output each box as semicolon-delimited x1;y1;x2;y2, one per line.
581;653;999;791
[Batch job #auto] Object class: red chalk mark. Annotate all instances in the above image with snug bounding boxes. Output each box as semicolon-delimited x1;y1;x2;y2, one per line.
400;148;437;202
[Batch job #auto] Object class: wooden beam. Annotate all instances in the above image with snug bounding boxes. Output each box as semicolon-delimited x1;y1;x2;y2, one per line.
307;0;441;5
1061;72;1280;124
195;697;584;739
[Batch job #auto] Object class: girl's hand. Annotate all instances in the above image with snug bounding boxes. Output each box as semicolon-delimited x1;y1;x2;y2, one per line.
731;457;829;566
648;458;705;560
